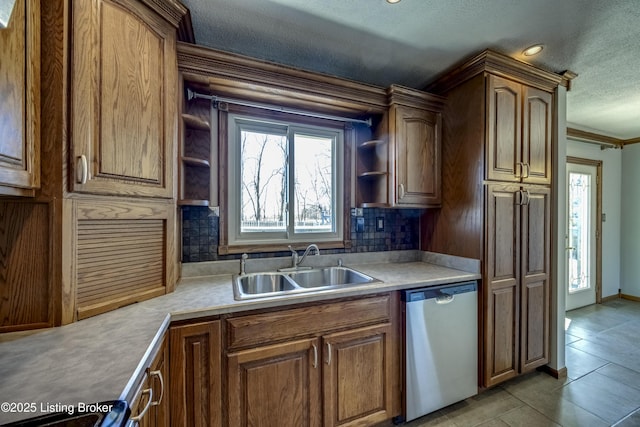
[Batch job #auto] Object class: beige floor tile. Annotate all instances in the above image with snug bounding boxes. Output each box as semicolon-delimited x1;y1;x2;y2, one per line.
613;408;640;426
441;388;525;427
596;363;640;391
498;406;560;427
564;346;608;380
500;371;570;397
559;371;640;424
403;409;456;427
507;384;609;427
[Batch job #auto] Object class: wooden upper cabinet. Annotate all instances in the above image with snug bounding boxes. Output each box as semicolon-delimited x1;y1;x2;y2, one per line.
391;105;441;207
522;87;552;185
486;76;521;183
486;74;552;185
0;0;40;195
70;0;177;198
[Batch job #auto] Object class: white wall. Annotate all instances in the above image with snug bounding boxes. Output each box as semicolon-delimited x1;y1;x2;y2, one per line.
551;86;567;372
621;144;640;297
566;140;622;298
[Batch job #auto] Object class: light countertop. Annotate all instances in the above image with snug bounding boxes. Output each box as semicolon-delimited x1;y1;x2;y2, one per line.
0;250;479;424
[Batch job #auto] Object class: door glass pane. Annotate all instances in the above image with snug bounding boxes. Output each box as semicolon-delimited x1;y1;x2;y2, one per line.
293;133;334;233
568;172;591;293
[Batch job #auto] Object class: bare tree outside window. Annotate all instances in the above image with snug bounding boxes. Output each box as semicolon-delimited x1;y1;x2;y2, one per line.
229;115;342;245
240;130;286;232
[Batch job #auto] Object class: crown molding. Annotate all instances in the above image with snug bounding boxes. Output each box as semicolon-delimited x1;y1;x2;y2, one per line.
138;0;188;27
178;42;438;117
565;127;640;148
426;49;566;94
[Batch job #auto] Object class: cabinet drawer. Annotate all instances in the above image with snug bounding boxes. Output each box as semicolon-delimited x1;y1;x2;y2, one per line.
226;294;392;350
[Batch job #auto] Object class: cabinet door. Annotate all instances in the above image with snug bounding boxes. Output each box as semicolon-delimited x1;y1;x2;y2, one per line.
392;105;441;207
170;321;221;427
520;186;550;371
148;335;169;427
323;324;395;427
522;87;552;185
227;338;321;427
486;75;521;183
70;0;176;198
0;0;40;194
484;184;521;387
130;372;152;427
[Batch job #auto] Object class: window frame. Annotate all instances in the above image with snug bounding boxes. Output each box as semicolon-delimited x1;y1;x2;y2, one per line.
218;104;353;254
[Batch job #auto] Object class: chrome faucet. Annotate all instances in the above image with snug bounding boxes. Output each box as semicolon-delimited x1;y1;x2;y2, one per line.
297;244;320;267
286;244;320;269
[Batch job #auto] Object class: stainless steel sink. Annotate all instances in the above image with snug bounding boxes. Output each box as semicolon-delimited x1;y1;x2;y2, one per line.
233;267;378;300
287;266;376;288
234;272;299;299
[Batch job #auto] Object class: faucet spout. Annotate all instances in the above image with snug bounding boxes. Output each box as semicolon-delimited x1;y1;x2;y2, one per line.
297;244;320;267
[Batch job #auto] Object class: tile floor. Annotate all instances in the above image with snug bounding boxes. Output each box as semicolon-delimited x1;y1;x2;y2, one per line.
405;299;640;427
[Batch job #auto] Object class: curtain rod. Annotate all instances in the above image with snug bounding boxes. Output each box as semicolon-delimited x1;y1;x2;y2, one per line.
186;88;372;127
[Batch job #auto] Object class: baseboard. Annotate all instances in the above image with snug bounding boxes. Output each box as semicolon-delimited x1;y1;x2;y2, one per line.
621;294;640;302
538;365;568;379
601;294;621;303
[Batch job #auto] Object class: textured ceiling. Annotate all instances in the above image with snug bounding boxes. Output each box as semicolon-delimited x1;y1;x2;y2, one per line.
181;0;640;139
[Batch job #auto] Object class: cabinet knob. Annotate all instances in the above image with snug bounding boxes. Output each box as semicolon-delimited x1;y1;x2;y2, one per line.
76;155;88;184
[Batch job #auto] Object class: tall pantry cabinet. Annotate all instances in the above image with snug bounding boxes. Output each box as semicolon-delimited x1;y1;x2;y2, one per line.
0;0;186;332
423;50;563;387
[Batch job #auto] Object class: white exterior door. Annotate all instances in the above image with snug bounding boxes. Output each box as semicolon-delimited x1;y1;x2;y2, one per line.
566;162;597;310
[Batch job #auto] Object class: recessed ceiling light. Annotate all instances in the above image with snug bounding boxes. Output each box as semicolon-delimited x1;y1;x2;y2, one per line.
522;44;544;56
386;0;401;4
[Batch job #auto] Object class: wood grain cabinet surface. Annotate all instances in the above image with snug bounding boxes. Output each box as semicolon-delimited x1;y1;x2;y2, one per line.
0;0;40;196
390;104;441;207
170;320;222;427
423;50;558;388
69;0;177;198
486;75;552;185
357;86;444;208
130;335;169;427
226;294;400;426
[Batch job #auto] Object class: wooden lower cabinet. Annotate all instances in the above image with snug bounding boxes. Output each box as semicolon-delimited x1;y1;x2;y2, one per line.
484;184;550;386
130;336;169;426
226;294;400;426
227;338;322;427
170;320;221;427
323;324;394;427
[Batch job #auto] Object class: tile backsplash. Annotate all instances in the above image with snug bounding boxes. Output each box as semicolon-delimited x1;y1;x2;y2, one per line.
181;206;422;263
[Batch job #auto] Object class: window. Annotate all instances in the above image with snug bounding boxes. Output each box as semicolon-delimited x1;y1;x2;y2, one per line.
226;113;344;250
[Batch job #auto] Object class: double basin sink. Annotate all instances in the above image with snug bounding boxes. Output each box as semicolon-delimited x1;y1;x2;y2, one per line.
234;266;378;300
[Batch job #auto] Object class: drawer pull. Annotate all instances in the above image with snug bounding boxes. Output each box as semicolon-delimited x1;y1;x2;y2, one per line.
150;370;164;406
130;388;153;425
76;155;88;184
326;342;332;365
312;343;318;369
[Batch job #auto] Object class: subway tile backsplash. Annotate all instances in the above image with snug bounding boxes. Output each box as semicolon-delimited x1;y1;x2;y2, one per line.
181;206;422;263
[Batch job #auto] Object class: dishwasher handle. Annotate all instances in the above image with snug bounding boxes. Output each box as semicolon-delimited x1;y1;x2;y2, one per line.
435;294;454;304
402;281;477;303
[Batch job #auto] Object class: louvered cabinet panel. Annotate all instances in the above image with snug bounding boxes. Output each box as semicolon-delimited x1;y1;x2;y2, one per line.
71;199;176;320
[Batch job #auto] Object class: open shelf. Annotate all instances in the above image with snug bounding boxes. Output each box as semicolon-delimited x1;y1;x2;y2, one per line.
182;113;210;131
356;138;389;207
180;96;213;206
182;156;211;168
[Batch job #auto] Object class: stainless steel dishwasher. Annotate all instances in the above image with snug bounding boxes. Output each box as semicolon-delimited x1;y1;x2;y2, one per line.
403;281;478;421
